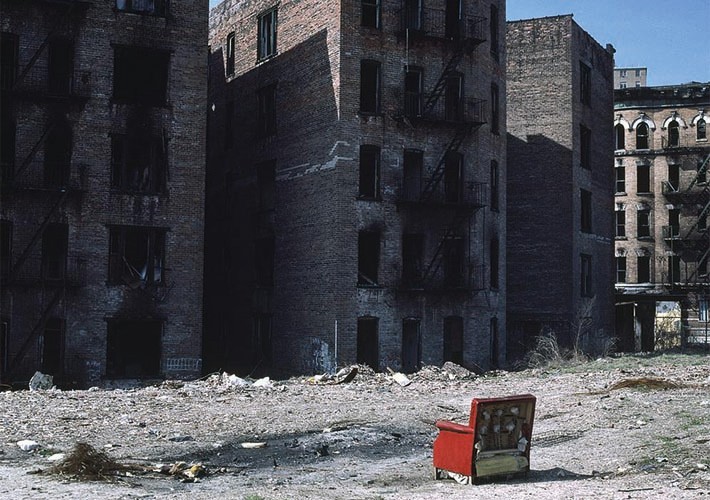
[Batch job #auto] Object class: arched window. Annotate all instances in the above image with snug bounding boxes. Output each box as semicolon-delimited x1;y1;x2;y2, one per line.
636;122;649;150
698;119;707;141
667;120;679;147
615;123;625;150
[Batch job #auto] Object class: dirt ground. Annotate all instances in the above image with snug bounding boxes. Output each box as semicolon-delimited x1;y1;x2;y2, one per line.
1;352;709;499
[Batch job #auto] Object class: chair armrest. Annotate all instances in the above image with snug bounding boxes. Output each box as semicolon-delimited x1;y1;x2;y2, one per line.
435;420;475;434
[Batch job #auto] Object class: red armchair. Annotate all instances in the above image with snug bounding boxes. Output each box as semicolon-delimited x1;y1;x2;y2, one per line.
433;394;536;484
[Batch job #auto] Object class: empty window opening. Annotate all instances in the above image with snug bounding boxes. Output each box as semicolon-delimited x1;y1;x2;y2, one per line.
443;316;463;365
226;32;236;76
403;0;423;30
697;120;707;141
443;236;465;288
111;132;166;193
615;123;625;150
357;317;379;370
358;231;380;286
580;189;592;233
401;318;421;374
490;317;499;369
358;145;380;199
489;4;499;59
444;151;463;203
490;82;499;134
361;0;380;28
109;226;166;285
615;165;625;193
257;8;278;61
106;320;162;378
116;0;166;16
255;237;274;287
637;164;650;193
580;124;591;169
615;210;626;238
638;255;651;283
668;208;680;237
257;160;276;211
48;38;73;96
44;118;72;188
445;0;463;39
401;233;424;288
616;256;626;283
0;221;11;279
256;84;276;138
668;164;680;191
636;123;649;150
402;149;422;201
580;61;591;105
1;32;18;90
490;160;499;211
698;160;708;184
42;223;67;281
581;254;593;297
113;46;169;105
667;120;680;147
637;209;651;238
668;255;681;284
40;318;64;375
360;60;381;114
404;66;423;117
490;237;499;289
445;72;464;122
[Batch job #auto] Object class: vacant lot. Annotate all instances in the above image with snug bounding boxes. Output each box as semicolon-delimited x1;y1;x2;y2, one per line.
1;352;709;499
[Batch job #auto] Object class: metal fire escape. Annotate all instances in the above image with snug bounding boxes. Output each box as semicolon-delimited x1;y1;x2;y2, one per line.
396;5;487;291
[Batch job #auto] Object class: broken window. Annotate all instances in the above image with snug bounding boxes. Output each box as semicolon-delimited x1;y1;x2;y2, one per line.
615;123;625;150
668;164;680;191
444;151;463;204
636;123;649;150
257;8;278;61
225;32;236;76
40;318;64;375
615;209;625;238
108;226;166;286
615;165;625;193
580;189;592;233
637;255;650;283
256;84;276;138
580;254;593;297
490;237;499;289
357;317;379;370
404;66;423;117
113;46;169;106
1;32;18;90
0;221;11;279
616;256;626;283
403;0;423;30
443;316;463;365
489;4;499;59
401;318;421;374
48;38;73;96
667;120;680;147
360;60;381;114
697;120;707;141
443;236;465;288
257;160;275;211
401;233;424;288
490;160;499;211
42;223;68;281
106;319;162;378
445;72;464;122
111;132;166;193
255;237;274;287
358;145;380;199
44;117;72;188
580;124;591;170
490;82;499;134
361;0;380;28
402;149;422;201
358;231;380;286
637;164;650;193
637;209;651;238
580;61;591;105
115;0;167;16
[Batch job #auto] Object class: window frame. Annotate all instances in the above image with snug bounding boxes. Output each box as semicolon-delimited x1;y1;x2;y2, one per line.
615;209;626;238
615;123;625;150
257;8;278;62
637;209;651;238
404;66;423;118
637;255;651;283
615;165;626;193
637;164;651;193
115;0;167;17
636;122;650;150
579;61;591;105
108;225;167;286
360;59;381;115
361;0;381;29
616;256;626;283
110;132;166;194
358;145;381;200
357;230;380;286
580;189;592;233
226;32;236;76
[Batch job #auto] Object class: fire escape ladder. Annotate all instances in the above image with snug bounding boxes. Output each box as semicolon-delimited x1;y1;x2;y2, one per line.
4;287;64;379
419;124;471;202
422;46;467;117
686;246;710;284
13;121;57;181
7;191;68;284
686;153;710;193
421;208;471;287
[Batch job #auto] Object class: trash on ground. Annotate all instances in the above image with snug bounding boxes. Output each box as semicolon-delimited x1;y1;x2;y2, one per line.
387;368;412;387
29;371;54;391
17;440;40;452
240;442;268;449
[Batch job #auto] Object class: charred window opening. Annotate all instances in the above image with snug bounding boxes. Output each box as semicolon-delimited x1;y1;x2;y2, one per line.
402;233;423;288
44;117;72;188
401;318;421;374
358;145;380;199
361;0;380;28
489;4;499;59
403;0;423;31
615;124;626;150
255;237;274;287
225;32;236;76
1;221;11;279
616;256;626;283
615;165;625;193
106;319;162;378
445;72;463;122
490;160;499;211
444;151;463;203
109;226;166;286
490;82;499;134
116;0;167;16
360;60;380;114
637;209;650;238
402;149;422;201
636;123;649;150
111;132;166;194
42;223;67;281
40;318;64;375
443;316;463;365
113;46;169;106
257;160;275;212
48;38;73;96
637;255;650;283
667;120;680;147
580;124;591;170
580;189;592;233
1;32;19;90
668;164;680;191
580;61;591;105
637;164;650;193
404;66;423;117
257;8;278;61
443;235;465;288
490;237;499;289
358;231;380;286
581;253;593;297
224;99;234;149
0;108;15;185
256;84;276;138
615;209;626;238
357;317;379;371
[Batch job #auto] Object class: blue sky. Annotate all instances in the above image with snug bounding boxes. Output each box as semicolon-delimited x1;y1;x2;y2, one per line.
208;0;710;86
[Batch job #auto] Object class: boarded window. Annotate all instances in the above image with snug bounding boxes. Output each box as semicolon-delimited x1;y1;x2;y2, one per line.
257;160;275;211
445;0;462;39
106;320;162;378
111;133;166;193
490;317;499;368
0;105;15;183
113;46;169;105
443;316;463;365
358;145;380;199
0;318;7;375
358;231;380;285
257;8;278;61
108;226;166;285
357;317;379;370
360;60;380;114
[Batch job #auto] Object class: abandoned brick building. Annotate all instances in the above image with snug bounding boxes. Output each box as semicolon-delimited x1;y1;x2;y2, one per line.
613;83;710;350
205;0;507;375
506;15;615;360
1;0;207;386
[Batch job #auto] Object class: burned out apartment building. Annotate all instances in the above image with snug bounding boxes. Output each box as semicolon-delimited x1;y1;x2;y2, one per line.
205;0;507;375
505;15;615;360
613;83;710;350
1;0;207;386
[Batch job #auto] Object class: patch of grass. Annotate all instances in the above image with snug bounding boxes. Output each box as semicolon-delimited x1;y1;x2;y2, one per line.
49;442;134;481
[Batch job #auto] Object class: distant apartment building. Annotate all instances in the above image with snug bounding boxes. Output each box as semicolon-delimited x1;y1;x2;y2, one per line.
613;83;709;350
614;67;647;89
206;0;507;375
1;0;207;386
506;15;615;360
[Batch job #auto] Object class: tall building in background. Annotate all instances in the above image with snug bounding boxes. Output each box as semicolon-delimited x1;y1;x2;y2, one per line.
1;0;208;386
614;67;647;89
613;83;709;350
506;15;615;360
205;0;507;375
